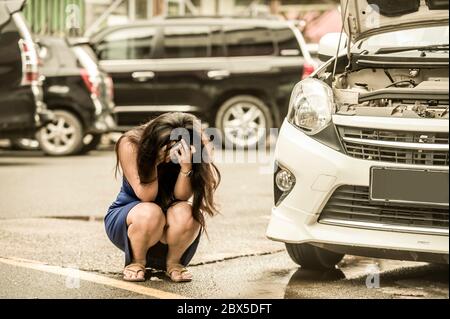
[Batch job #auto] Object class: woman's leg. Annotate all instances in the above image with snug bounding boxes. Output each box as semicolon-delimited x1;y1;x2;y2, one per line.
163;202;201;281
125;203;166;280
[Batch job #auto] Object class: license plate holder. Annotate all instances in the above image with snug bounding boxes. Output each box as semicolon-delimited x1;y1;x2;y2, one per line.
370;167;449;206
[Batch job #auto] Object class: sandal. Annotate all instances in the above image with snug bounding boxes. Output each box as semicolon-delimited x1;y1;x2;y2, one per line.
123;263;146;282
166;264;193;283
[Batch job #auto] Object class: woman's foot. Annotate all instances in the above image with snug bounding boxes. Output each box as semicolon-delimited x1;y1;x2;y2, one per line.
166;264;193;283
123;263;146;282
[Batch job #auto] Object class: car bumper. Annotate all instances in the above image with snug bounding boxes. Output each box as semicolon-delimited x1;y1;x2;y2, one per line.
89;112;116;134
32;83;53;128
35;109;55;128
266;120;449;259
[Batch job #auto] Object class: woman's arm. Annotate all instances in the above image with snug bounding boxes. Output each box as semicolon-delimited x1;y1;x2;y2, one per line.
118;138;159;202
174;168;193;201
173;139;194;201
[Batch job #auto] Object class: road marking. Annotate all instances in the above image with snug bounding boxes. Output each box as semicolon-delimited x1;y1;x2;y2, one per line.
0;256;186;299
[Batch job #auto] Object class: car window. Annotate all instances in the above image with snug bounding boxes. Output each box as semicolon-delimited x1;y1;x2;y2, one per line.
210;26;224;57
224;26;274;57
273;27;303;57
162;26;210;59
97;27;155;60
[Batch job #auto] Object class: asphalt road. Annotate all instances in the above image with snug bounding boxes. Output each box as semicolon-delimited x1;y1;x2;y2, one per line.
0;147;448;299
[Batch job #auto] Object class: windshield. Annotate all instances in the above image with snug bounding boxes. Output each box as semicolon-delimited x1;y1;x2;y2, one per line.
357;25;449;52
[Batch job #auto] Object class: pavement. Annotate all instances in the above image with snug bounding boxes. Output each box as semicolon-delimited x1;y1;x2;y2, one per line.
0;147;448;299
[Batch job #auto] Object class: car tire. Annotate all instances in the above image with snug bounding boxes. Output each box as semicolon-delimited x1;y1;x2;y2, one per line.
80;133;103;154
215;95;273;149
37;110;84;156
285;243;344;270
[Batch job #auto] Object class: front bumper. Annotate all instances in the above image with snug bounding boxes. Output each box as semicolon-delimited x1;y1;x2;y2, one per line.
266;120;449;258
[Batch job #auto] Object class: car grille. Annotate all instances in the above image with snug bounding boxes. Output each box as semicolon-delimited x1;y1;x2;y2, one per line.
337;126;449;166
319;186;449;235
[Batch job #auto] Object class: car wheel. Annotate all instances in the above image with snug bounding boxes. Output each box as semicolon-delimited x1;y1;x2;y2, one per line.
215;95;273;149
285;243;344;270
80;134;103;154
37;110;84;156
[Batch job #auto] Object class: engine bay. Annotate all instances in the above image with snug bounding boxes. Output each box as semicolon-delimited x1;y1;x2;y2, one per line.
332;67;449;119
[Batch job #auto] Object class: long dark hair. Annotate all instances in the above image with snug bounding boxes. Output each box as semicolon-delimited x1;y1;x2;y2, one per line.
115;113;221;229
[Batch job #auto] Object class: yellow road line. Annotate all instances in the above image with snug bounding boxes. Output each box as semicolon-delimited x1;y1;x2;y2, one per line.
0;256;187;299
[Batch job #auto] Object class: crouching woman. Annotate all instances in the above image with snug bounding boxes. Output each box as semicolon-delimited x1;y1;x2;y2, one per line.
105;113;220;283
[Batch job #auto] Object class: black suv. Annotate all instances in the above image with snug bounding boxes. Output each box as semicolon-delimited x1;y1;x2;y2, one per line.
30;37;116;156
91;17;315;148
0;0;51;139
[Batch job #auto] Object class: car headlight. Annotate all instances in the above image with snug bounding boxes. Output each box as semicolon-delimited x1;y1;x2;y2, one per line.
287;78;334;135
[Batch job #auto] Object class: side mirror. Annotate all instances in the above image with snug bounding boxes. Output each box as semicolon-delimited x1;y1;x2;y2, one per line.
318;33;348;62
38;46;49;60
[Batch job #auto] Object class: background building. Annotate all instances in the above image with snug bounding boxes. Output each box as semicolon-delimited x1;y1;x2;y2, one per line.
23;0;340;42
24;0;85;36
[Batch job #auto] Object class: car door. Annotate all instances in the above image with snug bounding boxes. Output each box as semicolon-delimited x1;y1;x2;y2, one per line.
148;24;229;124
221;24;281;104
0;10;36;137
0;16;22;101
223;24;278;82
93;25;158;130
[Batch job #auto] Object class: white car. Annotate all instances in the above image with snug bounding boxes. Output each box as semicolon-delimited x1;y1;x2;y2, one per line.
267;0;449;269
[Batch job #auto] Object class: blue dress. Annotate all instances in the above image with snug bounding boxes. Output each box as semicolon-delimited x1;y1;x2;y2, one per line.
105;177;201;270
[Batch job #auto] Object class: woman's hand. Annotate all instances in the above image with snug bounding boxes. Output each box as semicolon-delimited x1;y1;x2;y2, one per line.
170;139;196;172
172;139;195;200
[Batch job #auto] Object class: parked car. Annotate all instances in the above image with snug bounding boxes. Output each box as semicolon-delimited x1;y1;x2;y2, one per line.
90;16;316;148
0;0;52;139
14;36;116;156
267;0;449;269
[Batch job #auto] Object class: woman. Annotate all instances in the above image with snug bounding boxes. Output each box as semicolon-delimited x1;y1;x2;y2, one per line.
105;113;220;283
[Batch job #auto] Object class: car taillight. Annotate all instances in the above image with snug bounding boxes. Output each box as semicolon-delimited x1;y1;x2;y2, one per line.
80;68;100;97
301;63;316;80
18;39;39;85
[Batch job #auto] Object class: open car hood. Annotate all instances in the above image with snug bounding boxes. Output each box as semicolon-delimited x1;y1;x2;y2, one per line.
342;0;449;42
